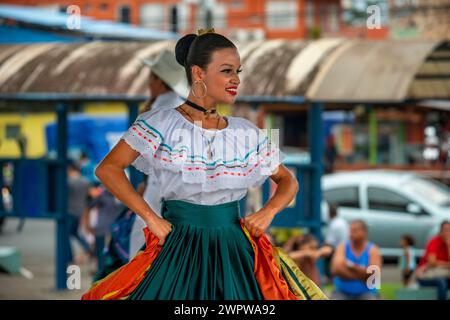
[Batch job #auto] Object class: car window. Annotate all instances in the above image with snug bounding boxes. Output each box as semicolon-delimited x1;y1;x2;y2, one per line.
403;178;450;207
324;187;360;208
368;187;411;212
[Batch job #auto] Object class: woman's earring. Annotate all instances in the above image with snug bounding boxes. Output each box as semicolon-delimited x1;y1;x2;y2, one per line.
192;80;207;99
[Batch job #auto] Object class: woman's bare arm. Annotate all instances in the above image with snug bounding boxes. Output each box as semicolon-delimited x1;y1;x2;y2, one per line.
265;164;299;216
95;139;172;245
244;164;298;237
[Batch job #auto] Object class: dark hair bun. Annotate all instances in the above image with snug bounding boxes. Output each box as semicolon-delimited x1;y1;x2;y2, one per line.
175;34;197;67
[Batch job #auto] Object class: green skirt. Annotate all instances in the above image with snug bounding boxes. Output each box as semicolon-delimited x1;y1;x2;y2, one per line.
128;200;263;300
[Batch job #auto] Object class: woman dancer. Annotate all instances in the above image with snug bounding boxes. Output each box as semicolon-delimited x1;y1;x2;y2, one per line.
82;29;327;300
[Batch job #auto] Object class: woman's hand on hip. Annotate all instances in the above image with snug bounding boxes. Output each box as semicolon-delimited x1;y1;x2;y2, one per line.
145;215;173;246
244;208;276;238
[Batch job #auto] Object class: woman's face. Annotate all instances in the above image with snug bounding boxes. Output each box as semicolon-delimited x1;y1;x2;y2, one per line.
197;47;242;105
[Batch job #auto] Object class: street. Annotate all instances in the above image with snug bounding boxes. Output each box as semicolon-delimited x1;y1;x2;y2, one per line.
0;217;402;300
0;218;92;299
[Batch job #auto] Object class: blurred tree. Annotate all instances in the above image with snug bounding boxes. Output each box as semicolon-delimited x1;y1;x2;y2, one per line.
309;26;322;39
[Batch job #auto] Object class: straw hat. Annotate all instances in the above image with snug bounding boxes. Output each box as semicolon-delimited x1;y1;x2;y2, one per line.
141;49;189;98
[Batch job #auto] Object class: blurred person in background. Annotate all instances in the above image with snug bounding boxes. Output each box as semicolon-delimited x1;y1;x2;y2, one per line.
324;135;337;174
399;234;417;287
284;233;332;287
416;221;450;300
80;151;97;186
85;185;124;277
324;202;349;284
67;163;92;264
331;220;382;300
129;49;188;258
325;203;349;249
140;49;187;114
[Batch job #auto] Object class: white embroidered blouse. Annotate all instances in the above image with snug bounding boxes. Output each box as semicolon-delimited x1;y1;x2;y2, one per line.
121;107;283;206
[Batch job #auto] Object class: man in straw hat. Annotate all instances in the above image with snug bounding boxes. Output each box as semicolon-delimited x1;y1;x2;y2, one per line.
140;49;189;112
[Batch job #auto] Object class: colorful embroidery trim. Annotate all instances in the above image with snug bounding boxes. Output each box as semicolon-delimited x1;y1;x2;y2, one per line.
128;118;280;177
132;119;275;166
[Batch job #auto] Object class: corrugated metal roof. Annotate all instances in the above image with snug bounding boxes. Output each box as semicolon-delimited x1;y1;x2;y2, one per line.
238;39;309;96
0;41;173;95
0;38;448;102
408;42;450;100
0;5;178;41
306;39;444;102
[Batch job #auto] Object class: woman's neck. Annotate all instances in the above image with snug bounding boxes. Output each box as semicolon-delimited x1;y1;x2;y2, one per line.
186;93;217;111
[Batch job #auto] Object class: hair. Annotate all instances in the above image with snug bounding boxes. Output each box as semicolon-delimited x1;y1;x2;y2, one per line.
329;202;338;219
351;219;368;232
80;151;89;160
150;71;171;91
292;234;317;251
401;234;415;246
440;220;450;231
174;32;237;85
68;162;81;172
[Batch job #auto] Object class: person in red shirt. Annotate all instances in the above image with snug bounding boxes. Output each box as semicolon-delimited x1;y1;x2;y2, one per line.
416;221;450;300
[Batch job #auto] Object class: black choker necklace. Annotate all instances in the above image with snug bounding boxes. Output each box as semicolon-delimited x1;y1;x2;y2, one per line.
185;100;217;117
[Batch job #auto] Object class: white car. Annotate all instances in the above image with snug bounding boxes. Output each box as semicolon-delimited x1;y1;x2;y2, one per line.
322;170;450;257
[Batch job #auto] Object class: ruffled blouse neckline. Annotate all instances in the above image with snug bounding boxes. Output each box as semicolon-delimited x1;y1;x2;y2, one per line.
171;108;231;133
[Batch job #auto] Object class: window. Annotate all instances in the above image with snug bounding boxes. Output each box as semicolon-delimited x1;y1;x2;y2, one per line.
99;3;108;12
230;0;245;10
329;4;339;32
404;178;450;207
170;6;178;32
198;5;226;30
5;124;20;139
324;187;360;208
140;4;164;29
266;1;298;30
206;9;213;29
305;0;314;29
118;5;131;24
368;187;411;212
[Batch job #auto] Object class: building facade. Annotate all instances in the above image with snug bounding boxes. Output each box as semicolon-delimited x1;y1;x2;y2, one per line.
2;0;347;40
389;0;450;40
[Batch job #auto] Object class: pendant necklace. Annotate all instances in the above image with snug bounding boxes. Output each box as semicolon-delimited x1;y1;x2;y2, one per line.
180;106;220;160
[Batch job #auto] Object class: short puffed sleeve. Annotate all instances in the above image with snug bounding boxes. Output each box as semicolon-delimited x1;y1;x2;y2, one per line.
256;126;284;176
121;108;168;175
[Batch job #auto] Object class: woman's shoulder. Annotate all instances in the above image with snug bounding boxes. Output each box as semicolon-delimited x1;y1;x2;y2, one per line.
135;107;181;135
227;116;256;127
137;106;176;123
228;116;259;130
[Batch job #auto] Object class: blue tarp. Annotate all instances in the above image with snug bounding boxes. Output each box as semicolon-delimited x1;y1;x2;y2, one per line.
0;25;83;44
45;114;128;163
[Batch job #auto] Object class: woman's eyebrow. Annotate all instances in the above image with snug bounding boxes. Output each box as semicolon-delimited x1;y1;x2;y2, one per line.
220;63;242;68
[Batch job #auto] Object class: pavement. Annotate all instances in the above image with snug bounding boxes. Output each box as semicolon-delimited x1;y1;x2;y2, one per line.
0;218;402;300
0;218;93;299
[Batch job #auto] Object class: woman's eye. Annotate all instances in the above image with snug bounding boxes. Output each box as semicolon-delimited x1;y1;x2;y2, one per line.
222;69;242;74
